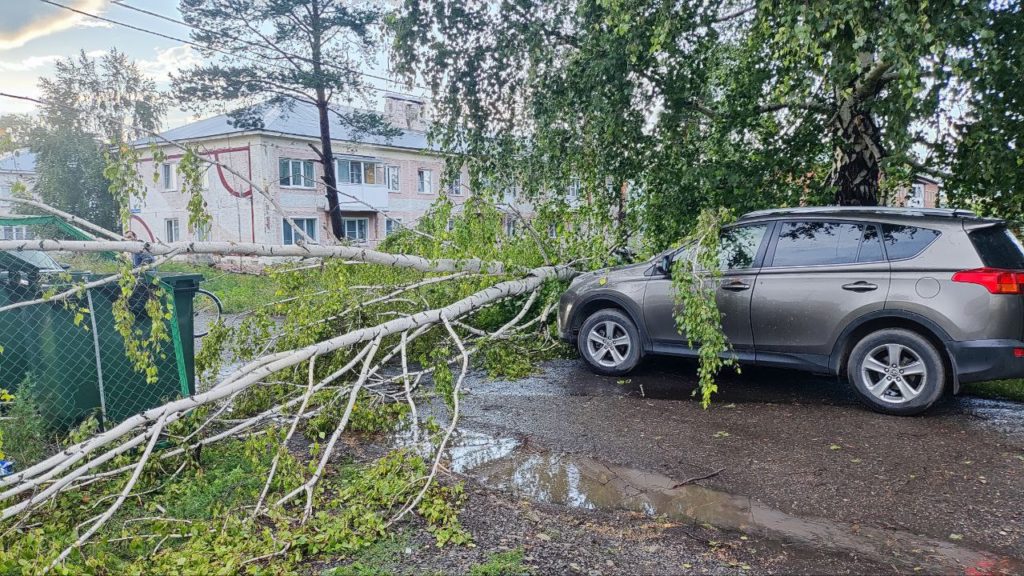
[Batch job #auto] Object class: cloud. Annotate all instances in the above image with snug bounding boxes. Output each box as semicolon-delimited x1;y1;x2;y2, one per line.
0;0;109;50
137;45;201;81
0;54;64;72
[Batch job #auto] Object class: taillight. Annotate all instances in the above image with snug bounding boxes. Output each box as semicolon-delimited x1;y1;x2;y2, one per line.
952;268;1024;294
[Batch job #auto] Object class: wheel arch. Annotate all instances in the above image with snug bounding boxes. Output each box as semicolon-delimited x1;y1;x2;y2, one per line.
830;310;958;391
568;293;648;347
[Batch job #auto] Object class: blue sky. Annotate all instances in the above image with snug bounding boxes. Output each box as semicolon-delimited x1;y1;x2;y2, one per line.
0;1;411;129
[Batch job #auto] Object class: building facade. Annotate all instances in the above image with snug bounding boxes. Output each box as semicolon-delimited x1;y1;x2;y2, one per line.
0;148;37;216
130;95;468;248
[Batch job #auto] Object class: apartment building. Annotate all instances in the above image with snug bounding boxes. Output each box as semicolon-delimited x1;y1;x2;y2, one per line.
130;94;468;247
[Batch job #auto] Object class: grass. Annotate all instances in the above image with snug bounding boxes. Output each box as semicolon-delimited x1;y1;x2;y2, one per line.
320;535;411;576
468;549;531;576
963;380;1024;403
57;254;277;314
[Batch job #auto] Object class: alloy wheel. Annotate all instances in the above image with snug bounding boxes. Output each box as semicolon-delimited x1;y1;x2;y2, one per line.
586;320;631;368
860;343;928;404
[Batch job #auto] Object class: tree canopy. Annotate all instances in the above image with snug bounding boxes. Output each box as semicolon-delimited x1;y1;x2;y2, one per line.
174;0;397;240
29;49;165;231
394;0;1024;245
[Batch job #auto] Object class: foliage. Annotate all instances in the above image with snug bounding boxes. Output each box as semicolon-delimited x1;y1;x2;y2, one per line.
0;375;50;467
0;114;34;154
671;208;737;408
964;380;1024;403
29;127;118;231
110;273;172;384
173;0;398;239
393;1;1024;229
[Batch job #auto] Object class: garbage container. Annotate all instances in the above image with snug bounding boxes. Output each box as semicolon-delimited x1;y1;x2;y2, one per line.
0;253;202;429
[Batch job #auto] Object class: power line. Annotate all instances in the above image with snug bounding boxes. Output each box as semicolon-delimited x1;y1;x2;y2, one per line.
37;0;428;98
110;0;430;94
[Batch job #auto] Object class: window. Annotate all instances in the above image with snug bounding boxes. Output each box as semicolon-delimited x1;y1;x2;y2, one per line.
771;222;887;267
385;218;403;237
0;225;30;240
337;159;384;186
969;226;1024;269
161;163;176;191
504;217;517;237
386;165;400;192
446;174;463;196
719;224;768;270
164;218;180;242
446;218;456;232
547;223;558;239
283;218;318;245
279;158;315;188
417;169;433;194
342;218;369;242
881;225;941;261
907;183;925;207
567;177;581;199
194;222;212;241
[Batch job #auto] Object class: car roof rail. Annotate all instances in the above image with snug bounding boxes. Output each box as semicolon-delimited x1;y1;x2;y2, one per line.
739;206;978;220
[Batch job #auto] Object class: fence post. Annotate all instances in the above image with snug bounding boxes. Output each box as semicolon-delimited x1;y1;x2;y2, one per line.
85;288;108;426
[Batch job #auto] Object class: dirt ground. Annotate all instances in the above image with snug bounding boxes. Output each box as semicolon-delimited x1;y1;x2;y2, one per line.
326;358;1024;575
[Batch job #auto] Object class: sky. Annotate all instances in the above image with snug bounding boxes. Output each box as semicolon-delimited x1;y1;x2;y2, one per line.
0;0;412;129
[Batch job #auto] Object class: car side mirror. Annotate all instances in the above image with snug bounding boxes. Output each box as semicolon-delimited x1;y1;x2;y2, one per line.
657;254;673;277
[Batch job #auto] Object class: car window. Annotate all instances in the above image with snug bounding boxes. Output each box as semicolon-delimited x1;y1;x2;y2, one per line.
881;225;941;261
719;224;768;270
969;225;1024;269
858;225;885;263
771;221;866;267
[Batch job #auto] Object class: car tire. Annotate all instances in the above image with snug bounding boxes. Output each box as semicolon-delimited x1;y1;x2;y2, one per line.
846;328;947;416
578;309;642;376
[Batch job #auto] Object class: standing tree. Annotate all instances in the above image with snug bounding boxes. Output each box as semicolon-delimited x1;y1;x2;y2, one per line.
30;49;165;231
394;1;1024;242
173;0;396;240
0;114;34;154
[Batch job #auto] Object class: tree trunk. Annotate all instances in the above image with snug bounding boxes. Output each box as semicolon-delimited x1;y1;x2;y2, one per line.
830;85;886;206
310;1;344;240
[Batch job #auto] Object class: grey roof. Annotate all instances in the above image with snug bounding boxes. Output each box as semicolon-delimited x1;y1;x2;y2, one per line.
152;101;434;151
0;149;36;173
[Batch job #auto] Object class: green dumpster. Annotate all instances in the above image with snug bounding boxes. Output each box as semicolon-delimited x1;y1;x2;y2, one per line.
0;252;201;429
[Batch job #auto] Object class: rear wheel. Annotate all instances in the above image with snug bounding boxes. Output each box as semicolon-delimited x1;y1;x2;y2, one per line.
846;328;946;415
578;309;641;375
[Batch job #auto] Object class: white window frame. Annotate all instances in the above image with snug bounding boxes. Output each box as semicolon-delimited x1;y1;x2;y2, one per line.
195;222;212;241
336;158;385;186
567;177;581;199
547;223;558;239
282;218;319;245
417;169;433;194
342;217;369;242
386;165;400;192
280;158;316;189
504;216;517;237
446;173;464;196
164;218;180;242
161;163;177;192
0;225;30;241
385;217;403;236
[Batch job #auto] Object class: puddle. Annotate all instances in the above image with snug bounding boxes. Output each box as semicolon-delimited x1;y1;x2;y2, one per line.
957;397;1024;443
443;430;1017;575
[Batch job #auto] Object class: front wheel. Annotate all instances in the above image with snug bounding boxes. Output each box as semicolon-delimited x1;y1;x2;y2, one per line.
578;309;641;376
846;328;947;415
193;288;223;338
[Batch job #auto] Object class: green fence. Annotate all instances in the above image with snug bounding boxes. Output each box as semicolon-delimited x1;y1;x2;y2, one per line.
0;216;200;430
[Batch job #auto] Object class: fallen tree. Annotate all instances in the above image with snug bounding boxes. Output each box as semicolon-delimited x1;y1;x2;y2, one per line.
0;200;577;572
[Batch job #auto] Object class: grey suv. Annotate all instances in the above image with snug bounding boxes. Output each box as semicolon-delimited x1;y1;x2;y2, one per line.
558;207;1024;415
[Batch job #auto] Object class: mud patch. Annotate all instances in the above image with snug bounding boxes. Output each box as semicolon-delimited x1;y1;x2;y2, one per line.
446;431;1017;575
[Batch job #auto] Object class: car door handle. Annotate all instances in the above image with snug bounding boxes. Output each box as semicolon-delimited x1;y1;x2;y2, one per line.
842;281;878;292
721;280;751;292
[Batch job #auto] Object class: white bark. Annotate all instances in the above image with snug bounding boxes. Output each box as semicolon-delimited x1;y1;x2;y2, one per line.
0;239;506;274
0;197;122;241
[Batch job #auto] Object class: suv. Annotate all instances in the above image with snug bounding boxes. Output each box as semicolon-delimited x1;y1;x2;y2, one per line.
558;207;1024;415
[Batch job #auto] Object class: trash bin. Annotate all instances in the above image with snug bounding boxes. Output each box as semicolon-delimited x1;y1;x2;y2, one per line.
0;252;201;429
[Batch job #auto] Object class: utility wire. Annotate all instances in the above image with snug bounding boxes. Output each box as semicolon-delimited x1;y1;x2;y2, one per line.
37;0;428;97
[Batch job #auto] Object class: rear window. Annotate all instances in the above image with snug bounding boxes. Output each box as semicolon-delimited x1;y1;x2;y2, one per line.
969;226;1024;269
881;225;941;260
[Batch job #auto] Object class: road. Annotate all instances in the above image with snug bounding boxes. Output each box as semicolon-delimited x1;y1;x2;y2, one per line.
426;358;1024;574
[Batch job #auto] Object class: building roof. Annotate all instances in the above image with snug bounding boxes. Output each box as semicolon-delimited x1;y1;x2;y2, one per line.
151;100;434;151
0;149;36;174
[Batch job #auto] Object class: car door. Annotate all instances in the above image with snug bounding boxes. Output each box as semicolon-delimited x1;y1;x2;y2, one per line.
643;222;771;355
750;220;890;370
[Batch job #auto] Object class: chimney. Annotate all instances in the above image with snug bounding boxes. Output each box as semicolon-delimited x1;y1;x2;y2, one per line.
384;93;427;132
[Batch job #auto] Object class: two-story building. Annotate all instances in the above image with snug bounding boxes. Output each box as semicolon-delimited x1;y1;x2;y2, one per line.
130;94;468;247
0;148;37;217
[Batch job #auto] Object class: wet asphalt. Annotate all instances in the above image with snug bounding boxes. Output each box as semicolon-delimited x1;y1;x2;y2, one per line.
454;358;1024;570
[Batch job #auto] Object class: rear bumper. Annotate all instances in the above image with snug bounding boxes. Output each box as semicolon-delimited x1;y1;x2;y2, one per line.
948;339;1024;384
